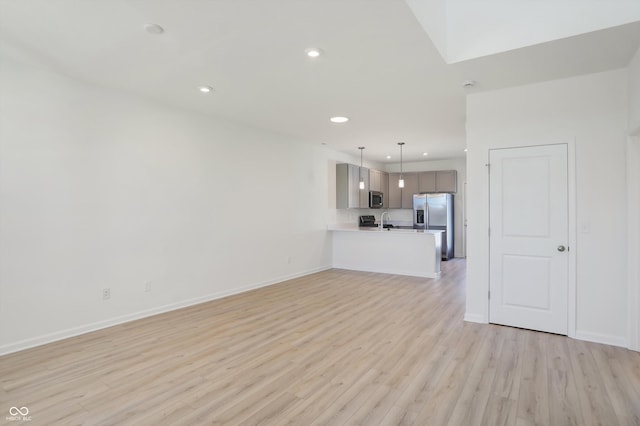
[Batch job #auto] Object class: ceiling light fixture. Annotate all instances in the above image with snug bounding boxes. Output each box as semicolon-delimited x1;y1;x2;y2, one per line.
423;152;428;156
305;48;323;58
398;142;405;188
358;147;366;190
464;148;468;152
330;116;349;123
198;86;213;93
386;155;391;159
144;23;164;34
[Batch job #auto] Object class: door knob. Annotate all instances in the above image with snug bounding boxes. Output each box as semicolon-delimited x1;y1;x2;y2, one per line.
557;245;566;252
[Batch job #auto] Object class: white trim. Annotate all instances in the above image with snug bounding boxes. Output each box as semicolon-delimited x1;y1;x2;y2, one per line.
628;135;640;351
574;330;627;348
567;139;577;339
462;181;467;258
464;313;487;323
0;265;331;356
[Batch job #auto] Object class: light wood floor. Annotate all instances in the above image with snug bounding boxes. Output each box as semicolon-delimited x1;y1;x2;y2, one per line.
1;260;639;425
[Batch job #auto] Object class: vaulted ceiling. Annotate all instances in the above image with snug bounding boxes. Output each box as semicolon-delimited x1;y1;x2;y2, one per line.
1;0;639;162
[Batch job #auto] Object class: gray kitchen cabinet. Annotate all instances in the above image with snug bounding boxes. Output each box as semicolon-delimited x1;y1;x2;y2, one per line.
336;163;369;209
358;166;370;207
435;170;457;193
369;169;380;192
388;173;402;208
389;172;419;208
418;170;457;193
380;171;389;208
369;169;389;193
418;171;436;192
401;173;419;208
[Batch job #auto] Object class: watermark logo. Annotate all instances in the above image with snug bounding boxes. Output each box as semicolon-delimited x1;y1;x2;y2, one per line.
6;406;32;422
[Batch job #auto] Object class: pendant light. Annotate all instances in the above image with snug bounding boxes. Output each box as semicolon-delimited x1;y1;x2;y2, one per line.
358;147;365;189
398;142;405;188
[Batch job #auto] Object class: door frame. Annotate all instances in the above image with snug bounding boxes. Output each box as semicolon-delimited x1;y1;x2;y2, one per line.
628;133;640;351
487;141;577;338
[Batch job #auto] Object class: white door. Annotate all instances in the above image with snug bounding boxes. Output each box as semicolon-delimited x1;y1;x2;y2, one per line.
489;144;569;335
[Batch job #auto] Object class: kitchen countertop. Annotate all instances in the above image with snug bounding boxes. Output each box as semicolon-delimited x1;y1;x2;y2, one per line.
328;224;444;234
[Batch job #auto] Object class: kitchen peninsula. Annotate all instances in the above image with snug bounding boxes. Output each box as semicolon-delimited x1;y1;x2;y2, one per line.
328;225;443;278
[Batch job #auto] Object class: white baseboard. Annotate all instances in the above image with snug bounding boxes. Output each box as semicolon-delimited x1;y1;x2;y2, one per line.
574;330;627;348
0;265;331;356
463;313;487;324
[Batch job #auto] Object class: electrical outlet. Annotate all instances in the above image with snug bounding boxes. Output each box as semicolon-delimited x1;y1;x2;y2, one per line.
102;288;111;300
144;281;152;293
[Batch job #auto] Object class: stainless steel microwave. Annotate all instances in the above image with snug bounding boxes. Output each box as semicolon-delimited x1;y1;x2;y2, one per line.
369;191;383;208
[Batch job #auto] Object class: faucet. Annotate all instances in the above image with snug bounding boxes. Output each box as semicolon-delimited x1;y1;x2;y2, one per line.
380;211;389;230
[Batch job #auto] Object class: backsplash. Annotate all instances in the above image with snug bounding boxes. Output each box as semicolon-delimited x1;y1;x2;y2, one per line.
334;208;413;226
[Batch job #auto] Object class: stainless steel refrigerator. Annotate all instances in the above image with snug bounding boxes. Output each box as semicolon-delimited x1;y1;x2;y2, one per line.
413;193;454;260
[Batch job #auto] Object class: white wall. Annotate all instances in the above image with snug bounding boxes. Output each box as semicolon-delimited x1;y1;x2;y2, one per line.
0;56;337;354
630;47;640;133
466;69;629;346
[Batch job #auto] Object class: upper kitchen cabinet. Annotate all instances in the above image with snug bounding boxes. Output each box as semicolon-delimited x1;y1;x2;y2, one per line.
369;169;389;192
388;172;419;209
369;169;379;192
435;170;457;193
380;172;389;208
418;170;457;193
418;171;436;192
401;173;419;208
336;163;369;209
358;166;370;208
388;173;402;208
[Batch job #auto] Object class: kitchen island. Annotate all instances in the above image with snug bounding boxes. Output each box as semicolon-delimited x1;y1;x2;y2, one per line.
329;225;443;278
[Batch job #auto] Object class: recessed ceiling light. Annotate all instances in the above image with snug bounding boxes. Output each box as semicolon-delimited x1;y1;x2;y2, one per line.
386;155;391;159
464;148;468;152
330;116;349;123
198;86;213;93
305;48;323;58
423;152;428;156
144;23;164;34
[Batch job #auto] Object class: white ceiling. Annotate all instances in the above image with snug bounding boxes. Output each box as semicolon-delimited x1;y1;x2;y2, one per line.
0;0;639;163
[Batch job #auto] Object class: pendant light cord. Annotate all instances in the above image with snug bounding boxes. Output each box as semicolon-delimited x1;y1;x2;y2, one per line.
358;147;365;188
398;142;404;178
